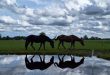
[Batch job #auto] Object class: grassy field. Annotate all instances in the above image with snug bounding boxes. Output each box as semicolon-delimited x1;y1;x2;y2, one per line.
0;40;110;60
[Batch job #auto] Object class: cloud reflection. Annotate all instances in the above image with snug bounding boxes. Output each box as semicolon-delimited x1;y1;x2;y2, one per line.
0;55;109;75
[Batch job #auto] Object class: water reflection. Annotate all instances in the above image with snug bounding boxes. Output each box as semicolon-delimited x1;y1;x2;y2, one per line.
25;55;54;70
54;55;84;69
0;55;110;75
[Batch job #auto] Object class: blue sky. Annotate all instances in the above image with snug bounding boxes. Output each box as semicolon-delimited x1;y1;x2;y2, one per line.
0;0;110;38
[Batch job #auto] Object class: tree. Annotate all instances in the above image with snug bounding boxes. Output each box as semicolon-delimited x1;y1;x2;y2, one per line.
39;32;46;36
6;36;10;40
90;36;101;40
83;35;88;40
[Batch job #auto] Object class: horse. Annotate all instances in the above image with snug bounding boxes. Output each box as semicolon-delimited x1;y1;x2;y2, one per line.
55;35;84;49
25;55;54;70
25;34;54;50
54;55;84;69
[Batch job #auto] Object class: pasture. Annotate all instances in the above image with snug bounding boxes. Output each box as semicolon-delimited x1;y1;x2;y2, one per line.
0;40;110;59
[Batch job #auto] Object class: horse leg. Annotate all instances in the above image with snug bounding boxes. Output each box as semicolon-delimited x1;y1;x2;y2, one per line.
25;40;30;50
72;42;75;50
38;43;42;50
62;55;65;61
39;55;43;62
71;55;75;62
62;42;66;49
69;55;75;62
69;42;72;50
25;55;30;64
31;55;35;63
43;42;45;50
58;41;61;49
43;55;45;62
72;57;75;62
58;55;61;61
31;42;35;50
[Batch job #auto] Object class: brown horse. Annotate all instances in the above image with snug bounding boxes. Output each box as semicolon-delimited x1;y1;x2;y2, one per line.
56;35;84;49
25;34;54;50
25;55;54;70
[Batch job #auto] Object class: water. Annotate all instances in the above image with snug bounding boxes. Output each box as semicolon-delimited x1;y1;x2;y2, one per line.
0;55;110;75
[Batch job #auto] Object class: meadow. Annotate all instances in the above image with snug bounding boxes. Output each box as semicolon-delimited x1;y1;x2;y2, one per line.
0;40;110;59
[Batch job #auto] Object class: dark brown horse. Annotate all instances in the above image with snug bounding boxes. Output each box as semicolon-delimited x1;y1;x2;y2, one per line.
25;55;54;70
56;35;84;49
25;35;54;50
54;55;84;69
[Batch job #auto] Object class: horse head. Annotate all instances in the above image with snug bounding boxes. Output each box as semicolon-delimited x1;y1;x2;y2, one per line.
80;38;85;46
79;57;85;64
44;35;54;48
50;56;54;63
53;36;57;40
54;36;59;41
49;40;54;48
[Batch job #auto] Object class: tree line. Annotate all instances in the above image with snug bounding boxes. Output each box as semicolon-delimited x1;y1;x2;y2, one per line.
0;34;109;40
83;35;101;40
0;34;26;40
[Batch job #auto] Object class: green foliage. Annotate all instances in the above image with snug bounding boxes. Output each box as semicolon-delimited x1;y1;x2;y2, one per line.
83;35;102;40
83;35;88;40
39;32;46;36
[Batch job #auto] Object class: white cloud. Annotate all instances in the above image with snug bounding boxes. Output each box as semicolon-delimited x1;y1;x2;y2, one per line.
0;0;110;37
17;20;31;27
0;0;16;7
93;0;108;9
25;8;35;16
64;0;92;11
0;16;16;25
12;27;26;31
0;26;5;32
33;4;66;17
20;15;30;21
29;0;51;4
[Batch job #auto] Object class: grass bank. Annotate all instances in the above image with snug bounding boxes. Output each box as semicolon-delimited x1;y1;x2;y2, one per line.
0;40;110;60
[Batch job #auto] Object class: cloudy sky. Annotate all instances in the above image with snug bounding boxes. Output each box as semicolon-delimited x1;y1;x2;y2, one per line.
0;0;110;38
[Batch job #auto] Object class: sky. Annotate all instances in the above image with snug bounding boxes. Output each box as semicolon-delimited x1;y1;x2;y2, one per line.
0;0;110;38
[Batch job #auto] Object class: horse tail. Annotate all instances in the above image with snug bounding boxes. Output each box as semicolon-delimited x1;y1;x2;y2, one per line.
25;39;30;50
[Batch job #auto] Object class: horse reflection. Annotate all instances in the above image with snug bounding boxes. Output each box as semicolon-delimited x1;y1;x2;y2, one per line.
56;35;84;49
25;55;54;70
54;55;84;69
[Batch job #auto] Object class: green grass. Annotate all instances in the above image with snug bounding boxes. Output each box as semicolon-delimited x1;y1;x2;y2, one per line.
0;40;110;60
